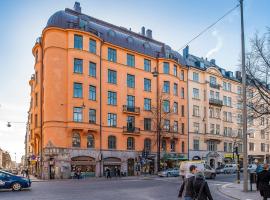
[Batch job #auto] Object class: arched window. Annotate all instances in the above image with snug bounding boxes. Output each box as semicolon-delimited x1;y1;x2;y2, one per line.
170;140;176;152
127;137;135;150
108;135;116;149
72;133;81;147
144;138;151;152
87;134;95;148
162;139;167;152
181;141;185;153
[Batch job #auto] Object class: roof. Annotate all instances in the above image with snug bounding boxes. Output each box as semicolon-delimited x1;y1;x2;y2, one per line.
46;7;186;65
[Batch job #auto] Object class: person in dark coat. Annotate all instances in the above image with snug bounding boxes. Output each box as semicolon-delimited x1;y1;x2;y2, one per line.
257;164;270;200
178;165;197;200
193;171;213;200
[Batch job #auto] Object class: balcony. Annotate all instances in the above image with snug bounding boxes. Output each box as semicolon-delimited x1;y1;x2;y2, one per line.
204;133;222;142
209;98;223;107
123;105;140;114
123;126;140;134
209;82;221;89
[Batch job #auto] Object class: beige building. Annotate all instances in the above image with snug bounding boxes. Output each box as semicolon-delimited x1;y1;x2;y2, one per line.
184;46;243;169
0;148;3;169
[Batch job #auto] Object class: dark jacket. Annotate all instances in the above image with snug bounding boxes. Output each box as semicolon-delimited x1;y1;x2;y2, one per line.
178;175;195;198
257;170;270;197
194;175;213;200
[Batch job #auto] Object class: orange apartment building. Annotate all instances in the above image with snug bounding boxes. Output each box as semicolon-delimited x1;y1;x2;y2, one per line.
27;2;188;179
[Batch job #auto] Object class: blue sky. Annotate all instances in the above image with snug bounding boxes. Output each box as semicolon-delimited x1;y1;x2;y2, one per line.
0;0;269;162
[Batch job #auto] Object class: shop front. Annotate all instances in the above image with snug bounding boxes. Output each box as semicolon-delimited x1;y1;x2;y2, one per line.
161;153;188;170
103;157;121;176
71;156;96;177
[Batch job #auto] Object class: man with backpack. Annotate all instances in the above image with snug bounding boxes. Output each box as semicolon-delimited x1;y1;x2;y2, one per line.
193;171;213;200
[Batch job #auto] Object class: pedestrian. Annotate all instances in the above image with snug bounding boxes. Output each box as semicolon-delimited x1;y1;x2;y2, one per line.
106;168;111;179
76;168;81;179
178;165;197;200
117;168;121;178
21;169;25;177
25;168;29;179
257;163;270;200
193;171;213;200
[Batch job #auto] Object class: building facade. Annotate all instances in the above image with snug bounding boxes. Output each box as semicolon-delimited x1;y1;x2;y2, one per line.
185;46;244;169
28;3;188;179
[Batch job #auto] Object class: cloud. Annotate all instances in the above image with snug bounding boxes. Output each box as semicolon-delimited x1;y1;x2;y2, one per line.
206;30;223;58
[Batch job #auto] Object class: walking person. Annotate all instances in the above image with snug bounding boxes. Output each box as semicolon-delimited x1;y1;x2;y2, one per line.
178;165;197;200
193;171;213;200
257;163;270;200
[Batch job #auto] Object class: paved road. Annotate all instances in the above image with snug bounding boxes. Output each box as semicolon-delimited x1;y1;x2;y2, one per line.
0;174;238;200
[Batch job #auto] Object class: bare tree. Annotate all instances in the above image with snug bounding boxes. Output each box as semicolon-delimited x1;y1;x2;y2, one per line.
245;29;270;119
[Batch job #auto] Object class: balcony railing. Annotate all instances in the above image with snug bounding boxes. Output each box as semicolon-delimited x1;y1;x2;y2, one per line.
209;98;223;107
204;132;222;142
123;126;140;133
123;105;140;114
209;82;221;89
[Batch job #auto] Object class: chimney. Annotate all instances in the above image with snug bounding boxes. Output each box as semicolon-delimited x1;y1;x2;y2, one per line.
183;45;189;59
141;26;145;36
146;29;152;39
74;2;81;13
235;71;242;80
210;59;216;65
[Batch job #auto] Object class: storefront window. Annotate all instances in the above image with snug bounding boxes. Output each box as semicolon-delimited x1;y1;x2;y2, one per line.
144;138;151;152
87;135;94;148
72;133;81;147
127;137;135;150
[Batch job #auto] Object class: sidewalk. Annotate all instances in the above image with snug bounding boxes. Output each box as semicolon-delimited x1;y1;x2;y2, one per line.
218;182;260;200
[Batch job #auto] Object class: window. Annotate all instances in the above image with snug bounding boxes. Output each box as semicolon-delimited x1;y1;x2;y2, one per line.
180;87;184;99
261;117;265;126
162;140;167;152
108;91;117;105
89;109;96;123
224;142;228;152
164;120;170;131
173;121;178;132
238;143;243;153
127;74;135;88
74;58;83;73
193;105;199;117
127;95;135;108
181;123;185;134
87;135;94;148
249;143;254;151
108;135;116;149
237;114;243;124
144;98;151;111
173;102;178;113
127;137;135;150
144;78;151;91
209;76;217;84
35;92;38;106
170;140;176;152
127;54;135;67
261;143;265;152
35;114;38;128
73;83;82;98
144;138;151;152
210;124;215;134
89;85;96;100
194;122;199;133
144;59;151;72
89;62;96;77
74;35;83;49
207;141;217;151
223;82;232;91
192;88;199;99
237;86;242;95
215;108;220;118
173;65;177;76
163;62;169;74
228;97;232;107
73;107;83;122
108;113;117;127
267;144;270;152
209;107;214;118
89;39;96;54
163;81;170;93
108;48;117;62
193;140;199;150
193;72;199;82
163;100;170;113
127;116;135;130
228;143;233;152
181;141;185;152
180;70;184;80
144;118;151;131
237;101;242;110
72;133;81;147
261;130;265;139
216;124;220;135
108;69;117;84
173;83;178;96
181;105;185;117
249;132;254;138
238;129;243;138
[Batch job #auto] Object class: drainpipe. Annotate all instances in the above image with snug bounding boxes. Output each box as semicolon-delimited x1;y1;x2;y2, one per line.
40;38;44;179
99;38;104;177
187;69;190;160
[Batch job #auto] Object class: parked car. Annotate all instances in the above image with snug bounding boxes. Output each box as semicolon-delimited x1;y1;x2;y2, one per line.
179;161;216;179
0;170;31;191
223;164;237;174
158;168;179;177
216;165;225;174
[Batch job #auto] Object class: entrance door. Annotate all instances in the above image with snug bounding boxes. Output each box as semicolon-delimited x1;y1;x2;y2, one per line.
210;159;215;169
127;158;134;176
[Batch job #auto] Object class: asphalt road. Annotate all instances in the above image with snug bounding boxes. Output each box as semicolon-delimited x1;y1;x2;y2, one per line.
0;174;238;200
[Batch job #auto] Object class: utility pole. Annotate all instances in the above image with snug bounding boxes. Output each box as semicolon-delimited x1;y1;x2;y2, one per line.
240;0;248;192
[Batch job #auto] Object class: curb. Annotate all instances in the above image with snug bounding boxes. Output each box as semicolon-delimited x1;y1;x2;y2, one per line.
217;183;240;200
